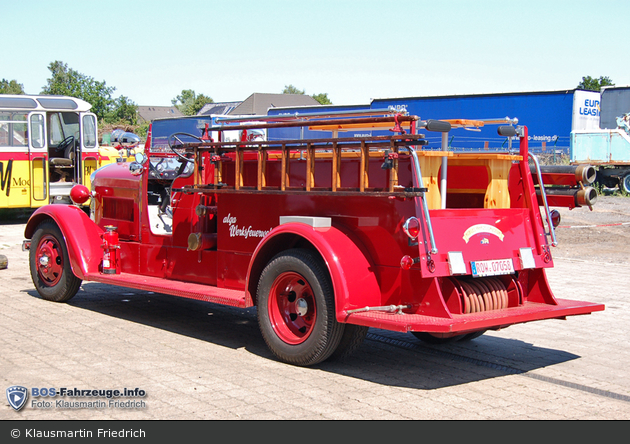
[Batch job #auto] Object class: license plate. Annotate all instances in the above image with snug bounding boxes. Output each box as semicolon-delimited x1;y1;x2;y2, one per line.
471;258;514;277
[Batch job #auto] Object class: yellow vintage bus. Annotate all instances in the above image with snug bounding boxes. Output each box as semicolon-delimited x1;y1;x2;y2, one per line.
0;94;122;210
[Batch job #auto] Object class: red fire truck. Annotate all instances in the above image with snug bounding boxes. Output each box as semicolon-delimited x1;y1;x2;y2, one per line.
23;111;604;366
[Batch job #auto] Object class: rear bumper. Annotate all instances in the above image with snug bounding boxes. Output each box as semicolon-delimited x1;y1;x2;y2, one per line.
344;299;605;334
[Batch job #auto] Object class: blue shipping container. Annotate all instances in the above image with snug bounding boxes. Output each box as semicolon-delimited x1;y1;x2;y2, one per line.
268;89;601;155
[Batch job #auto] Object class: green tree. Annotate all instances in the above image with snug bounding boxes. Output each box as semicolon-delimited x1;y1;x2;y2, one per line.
312;93;332;105
0;79;25;94
577;76;615;92
107;95;138;125
282;84;332;105
41;61;137;125
171;89;213;116
282;84;306;95
41;61;116;121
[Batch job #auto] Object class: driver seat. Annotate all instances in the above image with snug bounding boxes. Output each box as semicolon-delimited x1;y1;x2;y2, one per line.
49;157;73;166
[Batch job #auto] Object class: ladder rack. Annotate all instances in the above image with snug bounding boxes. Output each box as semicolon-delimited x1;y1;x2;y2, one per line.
176;114;425;196
180;134;427;196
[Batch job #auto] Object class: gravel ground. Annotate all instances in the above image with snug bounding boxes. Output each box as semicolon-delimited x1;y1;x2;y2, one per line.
552;195;630;264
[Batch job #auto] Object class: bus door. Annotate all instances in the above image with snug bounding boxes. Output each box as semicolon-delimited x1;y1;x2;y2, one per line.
29;112;48;207
0;110;31;208
80;112;98;191
47;110;81;201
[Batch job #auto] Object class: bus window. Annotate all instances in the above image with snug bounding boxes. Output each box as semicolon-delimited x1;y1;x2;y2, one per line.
30;114;45;148
48;113;64;145
0;112;28;147
82;114;97;148
0;114;7;145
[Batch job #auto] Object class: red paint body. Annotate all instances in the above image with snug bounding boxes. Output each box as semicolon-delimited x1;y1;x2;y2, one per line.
24;116;604;337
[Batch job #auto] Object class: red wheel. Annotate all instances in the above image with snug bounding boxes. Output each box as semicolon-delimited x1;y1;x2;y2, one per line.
268;271;317;345
29;220;82;302
35;234;64;287
257;249;344;366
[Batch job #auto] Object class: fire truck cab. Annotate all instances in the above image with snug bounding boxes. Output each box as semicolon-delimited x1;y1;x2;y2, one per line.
23;111;604;366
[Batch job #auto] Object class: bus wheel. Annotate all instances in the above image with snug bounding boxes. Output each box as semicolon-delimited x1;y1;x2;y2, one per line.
257;249;344;366
29;220;82;302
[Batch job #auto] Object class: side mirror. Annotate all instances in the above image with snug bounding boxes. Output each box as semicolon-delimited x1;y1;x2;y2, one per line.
134;152;145;164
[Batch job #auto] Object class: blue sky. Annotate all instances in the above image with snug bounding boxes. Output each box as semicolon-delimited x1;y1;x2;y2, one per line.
3;0;627;107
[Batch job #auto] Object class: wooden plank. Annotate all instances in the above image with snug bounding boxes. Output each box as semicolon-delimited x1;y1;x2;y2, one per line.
484;159;511;209
417;156;442;210
214;151;222;186
306;142;315;191
450;153;521;161
309;121;413;131
359;140;369;191
280;143;289;191
332;141;341;192
234;146;243;190
257;148;267;190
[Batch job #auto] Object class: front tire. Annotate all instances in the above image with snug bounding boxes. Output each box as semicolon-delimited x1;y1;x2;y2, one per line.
257;249;344;366
29;220;82;302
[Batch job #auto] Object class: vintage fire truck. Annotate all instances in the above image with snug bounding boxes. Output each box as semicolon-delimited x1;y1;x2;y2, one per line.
23;111;605;366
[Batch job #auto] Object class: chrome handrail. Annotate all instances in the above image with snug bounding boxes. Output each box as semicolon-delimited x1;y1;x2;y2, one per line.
405;146;438;255
528;152;558;247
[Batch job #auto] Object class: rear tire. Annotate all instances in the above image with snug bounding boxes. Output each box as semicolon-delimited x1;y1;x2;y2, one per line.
257;249;344;366
328;324;369;361
412;330;486;344
458;330;486;341
621;173;630;195
29;220;82;302
412;332;463;344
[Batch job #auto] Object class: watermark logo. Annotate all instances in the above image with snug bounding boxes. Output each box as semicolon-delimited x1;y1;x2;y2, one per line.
6;386;28;411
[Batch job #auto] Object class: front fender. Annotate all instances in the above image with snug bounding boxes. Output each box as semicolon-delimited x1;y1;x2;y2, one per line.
247;222;381;321
25;205;104;280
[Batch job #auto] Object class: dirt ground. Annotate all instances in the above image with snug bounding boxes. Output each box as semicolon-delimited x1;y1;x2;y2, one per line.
552;195;630;264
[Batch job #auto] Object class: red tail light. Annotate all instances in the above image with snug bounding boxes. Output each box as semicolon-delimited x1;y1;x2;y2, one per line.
550;209;561;228
403;217;420;239
400;255;414;270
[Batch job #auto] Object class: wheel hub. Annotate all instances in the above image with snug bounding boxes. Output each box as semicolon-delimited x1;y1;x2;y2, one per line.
268;271;317;345
295;298;309;316
35;235;63;286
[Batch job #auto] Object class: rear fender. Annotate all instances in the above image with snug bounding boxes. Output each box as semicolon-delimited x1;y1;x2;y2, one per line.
247;222;382;322
24;205;104;280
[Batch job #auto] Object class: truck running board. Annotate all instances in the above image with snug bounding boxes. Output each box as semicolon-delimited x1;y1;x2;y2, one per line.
84;272;248;308
346;299;605;334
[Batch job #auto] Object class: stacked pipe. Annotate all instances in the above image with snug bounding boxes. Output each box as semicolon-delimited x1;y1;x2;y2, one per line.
530;164;598;209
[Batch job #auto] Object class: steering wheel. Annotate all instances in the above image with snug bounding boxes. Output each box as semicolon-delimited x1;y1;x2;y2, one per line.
167;132;202;163
57;135;75;158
